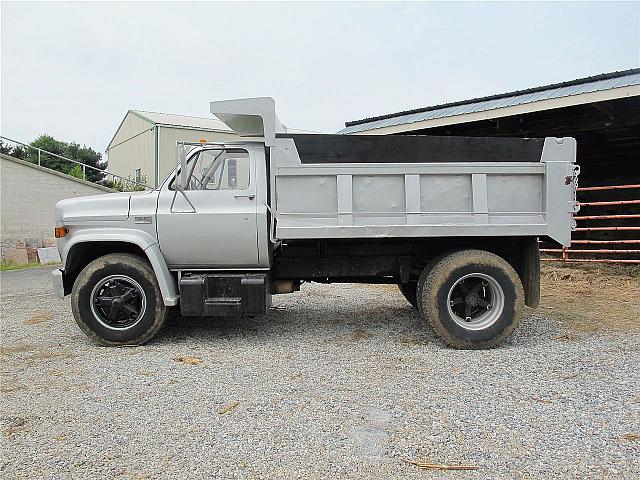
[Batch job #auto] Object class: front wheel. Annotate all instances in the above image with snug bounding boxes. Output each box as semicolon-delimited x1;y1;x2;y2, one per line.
418;250;524;349
71;253;169;346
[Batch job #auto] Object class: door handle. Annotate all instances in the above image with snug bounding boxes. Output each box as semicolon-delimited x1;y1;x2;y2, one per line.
234;194;255;200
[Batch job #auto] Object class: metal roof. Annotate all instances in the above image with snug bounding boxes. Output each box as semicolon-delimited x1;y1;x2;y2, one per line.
131;110;232;132
339;68;640;134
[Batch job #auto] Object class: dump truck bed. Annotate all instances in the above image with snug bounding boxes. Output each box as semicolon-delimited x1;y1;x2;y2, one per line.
270;134;578;246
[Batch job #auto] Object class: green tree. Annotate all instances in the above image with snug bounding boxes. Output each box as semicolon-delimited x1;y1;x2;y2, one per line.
26;135;68;172
64;141;106;183
25;135;106;182
68;164;84;179
0;139;11;155
0;139;27;159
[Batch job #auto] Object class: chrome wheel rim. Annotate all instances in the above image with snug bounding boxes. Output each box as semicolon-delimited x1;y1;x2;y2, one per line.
90;275;146;331
446;273;504;330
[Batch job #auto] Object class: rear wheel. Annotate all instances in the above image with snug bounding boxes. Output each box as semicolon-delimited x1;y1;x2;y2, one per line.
397;282;418;308
418;250;524;349
415;252;451;315
71;253;169;346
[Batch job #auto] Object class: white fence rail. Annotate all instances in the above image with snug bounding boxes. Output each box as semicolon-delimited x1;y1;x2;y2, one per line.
1;136;151;191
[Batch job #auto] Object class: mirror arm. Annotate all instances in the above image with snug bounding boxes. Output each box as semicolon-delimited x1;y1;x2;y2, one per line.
170;186;197;214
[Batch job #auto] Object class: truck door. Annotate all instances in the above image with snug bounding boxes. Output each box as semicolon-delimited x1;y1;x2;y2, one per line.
155;146;259;268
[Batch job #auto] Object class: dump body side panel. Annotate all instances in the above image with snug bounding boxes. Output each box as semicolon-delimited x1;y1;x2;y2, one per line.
271;134;577;246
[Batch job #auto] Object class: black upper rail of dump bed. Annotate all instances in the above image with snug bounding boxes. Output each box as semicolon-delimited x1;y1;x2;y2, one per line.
275;133;545;164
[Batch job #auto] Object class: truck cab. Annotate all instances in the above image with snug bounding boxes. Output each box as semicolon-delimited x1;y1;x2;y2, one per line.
52;97;578;349
156;143;269;269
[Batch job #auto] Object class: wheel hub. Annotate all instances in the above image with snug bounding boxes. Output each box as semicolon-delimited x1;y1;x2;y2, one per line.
446;273;504;330
111;297;124;308
465;292;481;308
90;275;147;331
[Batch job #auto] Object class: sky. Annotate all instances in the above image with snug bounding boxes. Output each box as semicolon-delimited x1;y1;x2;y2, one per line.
1;1;639;155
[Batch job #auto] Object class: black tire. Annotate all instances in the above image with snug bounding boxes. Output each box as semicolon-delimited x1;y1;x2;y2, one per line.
418;250;524;349
71;253;169;346
397;282;418;308
415;252;451;316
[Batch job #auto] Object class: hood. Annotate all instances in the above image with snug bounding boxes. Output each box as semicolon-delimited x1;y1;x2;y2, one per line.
56;191;135;224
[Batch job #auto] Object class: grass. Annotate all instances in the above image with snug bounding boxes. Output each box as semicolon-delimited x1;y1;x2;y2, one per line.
0;261;61;272
539;262;640;334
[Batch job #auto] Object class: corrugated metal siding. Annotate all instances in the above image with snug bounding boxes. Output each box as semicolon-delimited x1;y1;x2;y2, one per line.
106;113;155;184
108;112;152;149
339;71;640;134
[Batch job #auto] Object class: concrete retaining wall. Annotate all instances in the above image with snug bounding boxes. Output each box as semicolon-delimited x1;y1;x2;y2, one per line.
1;154;114;265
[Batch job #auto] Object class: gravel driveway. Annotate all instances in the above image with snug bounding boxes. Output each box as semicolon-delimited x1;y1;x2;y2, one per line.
1;266;639;479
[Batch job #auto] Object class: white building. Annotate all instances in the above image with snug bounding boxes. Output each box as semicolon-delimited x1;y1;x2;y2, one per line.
106;110;239;187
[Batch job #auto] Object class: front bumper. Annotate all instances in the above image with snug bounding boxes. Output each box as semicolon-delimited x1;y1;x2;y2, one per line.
52;269;65;299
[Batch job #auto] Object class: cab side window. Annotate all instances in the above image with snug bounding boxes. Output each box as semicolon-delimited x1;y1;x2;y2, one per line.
181;148;250;191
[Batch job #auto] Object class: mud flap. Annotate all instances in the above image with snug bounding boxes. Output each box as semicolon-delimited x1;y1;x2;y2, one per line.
522;238;541;308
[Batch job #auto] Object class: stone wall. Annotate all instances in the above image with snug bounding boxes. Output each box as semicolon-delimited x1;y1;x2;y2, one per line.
1;154;114;265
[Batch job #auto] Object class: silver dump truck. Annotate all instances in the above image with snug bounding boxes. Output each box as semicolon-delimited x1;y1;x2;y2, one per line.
52;97;579;349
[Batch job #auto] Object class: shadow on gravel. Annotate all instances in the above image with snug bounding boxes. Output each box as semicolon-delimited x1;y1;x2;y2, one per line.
154;299;556;350
156;300;420;343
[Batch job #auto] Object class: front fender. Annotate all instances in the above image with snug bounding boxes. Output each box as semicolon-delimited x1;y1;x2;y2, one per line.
61;229;179;306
